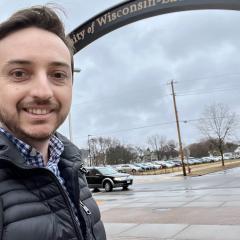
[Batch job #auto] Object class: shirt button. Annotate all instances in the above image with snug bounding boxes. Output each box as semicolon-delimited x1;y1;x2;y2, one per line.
30;148;37;156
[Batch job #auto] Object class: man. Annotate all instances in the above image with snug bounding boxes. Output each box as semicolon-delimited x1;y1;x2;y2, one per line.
0;6;106;240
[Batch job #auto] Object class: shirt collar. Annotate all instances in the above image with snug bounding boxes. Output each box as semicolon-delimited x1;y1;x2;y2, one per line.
0;127;64;167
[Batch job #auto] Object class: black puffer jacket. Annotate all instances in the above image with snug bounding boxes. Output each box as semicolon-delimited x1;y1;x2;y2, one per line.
0;132;106;240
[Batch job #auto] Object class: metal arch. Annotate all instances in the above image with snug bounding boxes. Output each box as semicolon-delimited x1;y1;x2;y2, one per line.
68;0;240;54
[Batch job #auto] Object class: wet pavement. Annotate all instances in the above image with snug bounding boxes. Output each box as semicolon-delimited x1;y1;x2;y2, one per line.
93;167;240;240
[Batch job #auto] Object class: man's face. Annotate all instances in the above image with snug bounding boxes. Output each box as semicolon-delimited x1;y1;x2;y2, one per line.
0;27;72;143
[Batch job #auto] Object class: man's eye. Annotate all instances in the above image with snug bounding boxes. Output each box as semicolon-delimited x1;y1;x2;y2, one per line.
50;71;66;79
10;70;29;80
49;71;69;83
9;69;30;81
54;72;65;78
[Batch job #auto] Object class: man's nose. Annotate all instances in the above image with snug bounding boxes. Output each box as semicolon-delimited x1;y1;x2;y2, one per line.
30;73;54;100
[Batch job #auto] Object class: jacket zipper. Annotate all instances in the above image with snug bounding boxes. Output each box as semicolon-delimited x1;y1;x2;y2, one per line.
74;163;91;216
79;201;91;215
74;162;95;239
41;167;93;239
40;168;85;240
79;164;88;174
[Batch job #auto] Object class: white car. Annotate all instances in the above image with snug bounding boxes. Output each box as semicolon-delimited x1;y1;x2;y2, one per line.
144;162;162;169
156;161;175;168
115;164;142;173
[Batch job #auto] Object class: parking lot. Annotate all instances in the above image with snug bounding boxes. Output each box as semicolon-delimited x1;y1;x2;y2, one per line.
93;167;240;240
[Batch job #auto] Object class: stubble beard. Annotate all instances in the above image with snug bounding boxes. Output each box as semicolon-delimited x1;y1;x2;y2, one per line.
0;108;64;143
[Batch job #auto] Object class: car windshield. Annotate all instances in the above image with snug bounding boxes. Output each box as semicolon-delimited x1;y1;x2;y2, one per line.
98;167;119;175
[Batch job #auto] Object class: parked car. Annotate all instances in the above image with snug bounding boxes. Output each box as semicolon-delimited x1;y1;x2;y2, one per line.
223;153;234;160
201;157;213;163
185;158;203;165
115;164;142;173
184;159;195;165
86;166;133;192
165;160;180;167
152;161;165;168
133;163;149;171
139;163;152;170
144;162;162;169
170;159;182;166
157;160;175;168
210;156;221;162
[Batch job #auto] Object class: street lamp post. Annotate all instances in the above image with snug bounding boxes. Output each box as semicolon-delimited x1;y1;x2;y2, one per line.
88;135;92;166
68;68;81;142
68;111;73;142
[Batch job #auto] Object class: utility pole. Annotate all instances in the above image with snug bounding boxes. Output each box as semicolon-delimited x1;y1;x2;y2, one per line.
170;80;186;176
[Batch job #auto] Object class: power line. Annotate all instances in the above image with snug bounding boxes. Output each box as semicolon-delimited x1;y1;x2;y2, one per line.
177;72;240;84
180;116;237;124
72;72;240;107
89;120;178;136
72;93;170;106
176;87;240;96
72;72;240;106
177;82;240;93
76;115;240;141
72;86;240;107
73;85;240;107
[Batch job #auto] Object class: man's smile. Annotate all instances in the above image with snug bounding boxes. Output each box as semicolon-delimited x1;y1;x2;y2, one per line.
24;108;53;115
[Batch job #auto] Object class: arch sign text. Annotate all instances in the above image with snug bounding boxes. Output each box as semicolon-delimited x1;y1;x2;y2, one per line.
69;0;240;54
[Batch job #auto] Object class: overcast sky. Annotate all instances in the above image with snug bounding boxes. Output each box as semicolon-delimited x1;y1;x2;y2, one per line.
2;1;240;149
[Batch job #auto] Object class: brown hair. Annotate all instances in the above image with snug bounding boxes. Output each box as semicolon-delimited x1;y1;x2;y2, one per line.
0;5;74;73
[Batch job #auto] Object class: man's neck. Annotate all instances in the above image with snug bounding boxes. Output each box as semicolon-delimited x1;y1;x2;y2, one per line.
28;140;50;165
0;124;50;165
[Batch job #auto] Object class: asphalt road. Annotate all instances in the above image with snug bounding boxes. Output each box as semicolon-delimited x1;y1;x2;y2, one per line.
93;167;240;240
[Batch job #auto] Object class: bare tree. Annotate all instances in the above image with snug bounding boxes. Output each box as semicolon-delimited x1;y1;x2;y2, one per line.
147;135;178;160
147;135;166;160
88;137;120;166
133;146;145;162
197;103;238;166
88;137;98;166
164;140;178;159
100;137;120;165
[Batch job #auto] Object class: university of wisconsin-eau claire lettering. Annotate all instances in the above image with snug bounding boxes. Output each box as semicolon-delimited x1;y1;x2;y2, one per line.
70;0;181;44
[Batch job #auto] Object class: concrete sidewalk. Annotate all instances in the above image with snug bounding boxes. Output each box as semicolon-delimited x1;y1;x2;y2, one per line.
93;168;240;240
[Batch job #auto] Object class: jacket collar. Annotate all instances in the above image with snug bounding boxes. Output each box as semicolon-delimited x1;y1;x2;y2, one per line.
0;131;26;166
0;131;82;168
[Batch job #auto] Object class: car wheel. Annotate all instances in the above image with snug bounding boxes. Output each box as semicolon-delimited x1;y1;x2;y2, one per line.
132;169;136;174
104;181;113;192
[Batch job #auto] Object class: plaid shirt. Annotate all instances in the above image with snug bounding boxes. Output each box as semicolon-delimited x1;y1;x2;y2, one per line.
0;127;65;184
0;127;82;227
